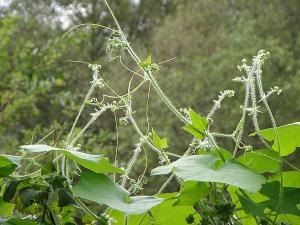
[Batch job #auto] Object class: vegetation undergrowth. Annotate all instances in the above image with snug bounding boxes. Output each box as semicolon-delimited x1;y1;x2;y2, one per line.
1;1;300;225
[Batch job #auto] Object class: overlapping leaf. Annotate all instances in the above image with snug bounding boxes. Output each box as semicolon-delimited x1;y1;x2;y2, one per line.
72;172;163;214
183;108;208;140
0;154;21;177
151;154;266;192
253;122;300;156
238;149;279;173
20;144;122;173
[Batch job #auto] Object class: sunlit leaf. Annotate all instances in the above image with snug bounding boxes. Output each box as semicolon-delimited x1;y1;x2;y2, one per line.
269;171;300;188
253;122;300;156
151;154;266;192
109;193;200;225
238;149;279;173
0;197;14;217
72;172;163;214
139;55;152;68
174;181;209;206
183;108;208;140
152;129;169;149
0;155;21;177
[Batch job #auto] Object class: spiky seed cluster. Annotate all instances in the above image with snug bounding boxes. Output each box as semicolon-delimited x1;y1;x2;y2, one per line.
106;33;127;59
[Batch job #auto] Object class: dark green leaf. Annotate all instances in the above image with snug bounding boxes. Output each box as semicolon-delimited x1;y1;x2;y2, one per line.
3;179;27;202
19;188;48;208
151;154;266;192
260;181;300;216
237;193;266;219
58;189;75;207
41;161;56;175
72;172;163;214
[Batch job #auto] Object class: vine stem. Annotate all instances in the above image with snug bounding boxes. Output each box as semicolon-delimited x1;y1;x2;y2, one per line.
254;56;283;223
74;197;104;224
104;0;190;125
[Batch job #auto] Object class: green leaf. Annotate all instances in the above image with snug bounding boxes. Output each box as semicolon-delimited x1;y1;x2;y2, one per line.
237;193;266;219
238;149;279;173
19;188;48;208
260;181;300;216
0;197;14;217
253;122;300;156
58;188;75;207
198;148;233;161
269;171;300;188
20;144;123;173
0;154;21;177
228;186;267;225
183;108;208;140
1;218;37;225
151;154;266;192
41;161;56;175
139;55;151;68
109;193;200;225
152;129;169;149
72;172;163;214
174;181;209;206
3;178;28;202
150;193;201;225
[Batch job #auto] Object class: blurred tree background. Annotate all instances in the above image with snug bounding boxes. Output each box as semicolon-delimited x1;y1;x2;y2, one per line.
1;0;300;193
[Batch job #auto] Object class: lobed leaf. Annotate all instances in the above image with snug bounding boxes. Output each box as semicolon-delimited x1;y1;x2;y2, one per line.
183;108;208;140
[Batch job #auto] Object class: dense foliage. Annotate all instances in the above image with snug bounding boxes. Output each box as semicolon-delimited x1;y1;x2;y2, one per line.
1;0;300;225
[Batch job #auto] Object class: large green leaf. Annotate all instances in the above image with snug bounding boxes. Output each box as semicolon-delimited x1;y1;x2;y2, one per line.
151;154;266;192
174;181;209;206
269;171;300;188
72;172;163;214
0;155;21;177
0;197;14;217
253;122;300;156
20;144;123;173
228;186;268;225
183;108;208;140
238;149;279;173
110;193;200;225
260;181;300;216
237;193;266;219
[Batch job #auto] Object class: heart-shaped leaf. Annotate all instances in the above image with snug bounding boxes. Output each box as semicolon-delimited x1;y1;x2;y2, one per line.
20;144;123;174
151;154;266;193
72;172;163;214
253;122;300;156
